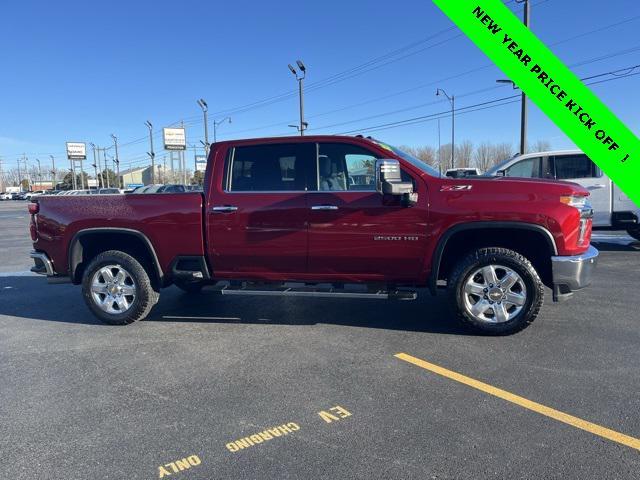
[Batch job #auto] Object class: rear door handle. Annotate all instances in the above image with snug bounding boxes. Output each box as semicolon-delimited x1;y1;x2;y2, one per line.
311;205;339;211
588;184;606;190
211;205;238;213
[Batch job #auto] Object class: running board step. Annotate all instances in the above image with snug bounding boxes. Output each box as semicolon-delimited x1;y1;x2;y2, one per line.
214;284;417;301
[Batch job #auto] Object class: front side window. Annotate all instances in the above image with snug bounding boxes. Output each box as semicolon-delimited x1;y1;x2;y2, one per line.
505;157;541;178
228;143;311;191
553;154;598;179
317;143;379;191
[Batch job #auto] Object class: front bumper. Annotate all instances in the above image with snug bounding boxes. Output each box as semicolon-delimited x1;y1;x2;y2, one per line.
551;245;599;302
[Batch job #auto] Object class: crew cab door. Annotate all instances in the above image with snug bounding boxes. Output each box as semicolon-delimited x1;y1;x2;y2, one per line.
207;142;315;276
551;153;611;227
307;142;427;283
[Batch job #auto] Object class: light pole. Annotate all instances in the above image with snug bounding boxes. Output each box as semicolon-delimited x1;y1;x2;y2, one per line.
436;88;455;169
288;60;307;135
197;99;209;155
35;158;41;189
145;120;156;184
111;134;120;188
213;117;231;143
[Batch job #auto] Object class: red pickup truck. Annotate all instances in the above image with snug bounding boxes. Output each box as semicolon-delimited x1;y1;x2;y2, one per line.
28;135;598;334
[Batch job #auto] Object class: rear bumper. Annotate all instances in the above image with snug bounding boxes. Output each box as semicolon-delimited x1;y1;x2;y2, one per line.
551;245;599;302
30;250;55;276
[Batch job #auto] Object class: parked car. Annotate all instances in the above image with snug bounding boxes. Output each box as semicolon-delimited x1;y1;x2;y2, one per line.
445;168;481;178
89;188;122;195
1;192;13;200
129;184;186;194
28;135;598;335
14;192;28;200
485;150;640;240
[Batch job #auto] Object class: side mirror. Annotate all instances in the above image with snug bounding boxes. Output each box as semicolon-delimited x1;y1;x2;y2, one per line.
375;159;417;205
496;169;506;177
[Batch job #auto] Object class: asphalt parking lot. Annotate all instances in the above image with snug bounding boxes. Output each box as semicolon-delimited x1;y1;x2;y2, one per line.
1;200;639;479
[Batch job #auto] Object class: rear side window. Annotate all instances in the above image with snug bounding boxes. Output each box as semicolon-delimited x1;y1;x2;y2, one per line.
228;143;313;191
504;157;541;178
553;154;598;179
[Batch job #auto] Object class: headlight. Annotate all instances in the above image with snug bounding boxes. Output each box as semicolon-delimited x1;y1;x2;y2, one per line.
560;195;588;208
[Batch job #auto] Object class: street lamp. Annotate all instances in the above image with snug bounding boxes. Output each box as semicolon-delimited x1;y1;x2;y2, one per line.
111;134;121;188
288;60;307;135
35;158;41;189
197;99;209;155
213;117;231;143
145;121;156;184
436;88;455;169
49;155;56;189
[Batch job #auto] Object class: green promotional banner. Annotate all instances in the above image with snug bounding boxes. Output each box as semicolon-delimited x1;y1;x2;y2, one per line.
432;0;639;205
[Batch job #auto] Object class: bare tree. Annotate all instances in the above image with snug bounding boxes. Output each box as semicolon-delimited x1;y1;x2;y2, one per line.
473;142;493;172
399;145;437;167
494;142;514;164
455;140;473;168
529;139;552;153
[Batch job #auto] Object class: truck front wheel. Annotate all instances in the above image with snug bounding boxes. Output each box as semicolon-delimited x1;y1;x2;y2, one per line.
81;250;159;325
448;247;544;335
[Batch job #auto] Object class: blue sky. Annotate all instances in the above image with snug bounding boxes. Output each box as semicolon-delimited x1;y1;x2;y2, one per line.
0;0;638;172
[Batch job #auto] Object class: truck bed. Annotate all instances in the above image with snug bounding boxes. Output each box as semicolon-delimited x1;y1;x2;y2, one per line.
33;193;205;278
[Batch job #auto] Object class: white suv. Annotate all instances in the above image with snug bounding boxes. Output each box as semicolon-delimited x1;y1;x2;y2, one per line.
486;150;640;240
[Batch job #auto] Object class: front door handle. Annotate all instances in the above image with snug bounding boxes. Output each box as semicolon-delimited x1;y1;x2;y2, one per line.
311;205;339;211
211;205;238;213
588;184;606;190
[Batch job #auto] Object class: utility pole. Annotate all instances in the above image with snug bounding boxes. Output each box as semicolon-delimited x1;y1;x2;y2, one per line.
100;148;110;188
213;117;231;144
50;155;56;189
17;156;22;191
436;88;455;169
0;158;4;193
287;60;307;135
437;118;442;176
145;121;155;184
197;99;209;155
111;134;120;188
519;0;529;154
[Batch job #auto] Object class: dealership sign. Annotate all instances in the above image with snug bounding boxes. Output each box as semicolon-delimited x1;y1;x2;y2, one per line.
163;127;186;150
66;142;87;160
195;155;207;172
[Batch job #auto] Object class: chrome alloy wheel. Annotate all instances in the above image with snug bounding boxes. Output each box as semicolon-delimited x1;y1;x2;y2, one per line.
462;264;527;324
90;265;137;314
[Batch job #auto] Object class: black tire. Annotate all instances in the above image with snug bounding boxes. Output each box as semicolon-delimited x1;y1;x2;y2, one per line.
627;227;640;242
81;250;159;325
448;247;544;335
174;279;204;293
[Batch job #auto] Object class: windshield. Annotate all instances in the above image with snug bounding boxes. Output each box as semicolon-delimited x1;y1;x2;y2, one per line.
369;139;441;177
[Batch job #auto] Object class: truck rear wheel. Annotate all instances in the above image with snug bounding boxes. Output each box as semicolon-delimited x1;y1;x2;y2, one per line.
81;250;159;325
448;247;543;335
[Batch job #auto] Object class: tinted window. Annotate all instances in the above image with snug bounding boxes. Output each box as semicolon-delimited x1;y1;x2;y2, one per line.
229;143;311;191
505;157;541;178
317;143;379;191
553;154;597;179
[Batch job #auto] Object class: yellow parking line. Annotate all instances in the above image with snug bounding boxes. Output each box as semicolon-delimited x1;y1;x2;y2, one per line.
394;352;640;452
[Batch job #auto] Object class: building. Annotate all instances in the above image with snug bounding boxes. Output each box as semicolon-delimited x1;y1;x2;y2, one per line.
118;165;162;188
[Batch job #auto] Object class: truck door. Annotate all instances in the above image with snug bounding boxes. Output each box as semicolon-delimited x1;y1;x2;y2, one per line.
207;142;315;277
551;153;611;227
307;142;427;283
